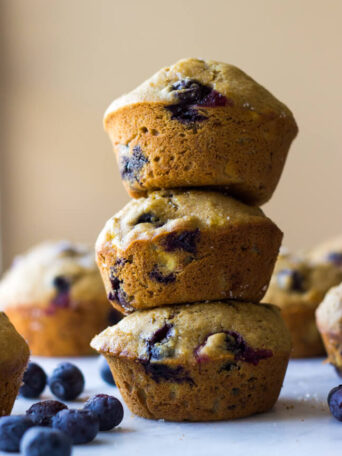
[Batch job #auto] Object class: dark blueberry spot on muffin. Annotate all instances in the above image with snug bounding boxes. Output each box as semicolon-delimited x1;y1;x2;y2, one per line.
52;276;70;293
326;252;342;267
135;212;163;226
140;362;194;385
163;229;200;254
166;78;228;124
50;276;71;310
145;323;175;360
108;268;133;312
165;104;208;124
276;269;305;293
120;145;148;183
149;266;176;284
195;331;273;366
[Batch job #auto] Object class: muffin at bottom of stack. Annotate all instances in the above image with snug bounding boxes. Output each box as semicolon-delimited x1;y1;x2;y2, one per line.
0;312;30;416
316;283;342;376
263;251;342;358
91;301;291;421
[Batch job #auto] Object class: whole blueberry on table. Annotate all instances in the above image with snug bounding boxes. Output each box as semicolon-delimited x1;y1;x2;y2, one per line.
48;362;85;401
20;362;47;399
99;356;116;386
20;427;72;456
52;409;99;445
84;394;124;431
0;415;35;452
328;385;342;421
26;400;68;426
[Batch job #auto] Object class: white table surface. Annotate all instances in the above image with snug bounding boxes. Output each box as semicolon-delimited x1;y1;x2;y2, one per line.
3;356;341;456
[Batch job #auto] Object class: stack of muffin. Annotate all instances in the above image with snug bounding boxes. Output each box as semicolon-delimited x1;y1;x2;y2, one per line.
91;58;298;421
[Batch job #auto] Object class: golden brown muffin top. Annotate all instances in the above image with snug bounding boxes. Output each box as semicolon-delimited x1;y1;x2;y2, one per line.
263;250;342;311
316;282;342;335
104;58;297;129
0;241;107;309
91;301;291;364
0;312;29;366
308;234;342;267
96;189;276;251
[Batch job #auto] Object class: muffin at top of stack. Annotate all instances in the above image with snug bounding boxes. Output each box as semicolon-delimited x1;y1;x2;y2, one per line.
96;189;282;313
0;312;29;416
0;240;115;356
263;249;342;357
104;58;298;205
91;300;291;421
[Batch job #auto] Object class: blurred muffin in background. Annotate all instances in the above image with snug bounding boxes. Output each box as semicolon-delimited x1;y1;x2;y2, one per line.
316;282;342;376
0;241;120;356
308;234;342;268
263;249;342;358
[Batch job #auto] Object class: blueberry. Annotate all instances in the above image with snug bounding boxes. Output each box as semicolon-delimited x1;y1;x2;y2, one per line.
20;362;47;399
327;252;342;267
108;269;133;312
20;427;72;456
84;394;124;431
26;401;68;426
120;145;148;183
171;79;212;104
0;415;34;452
135;212;161;225
48;363;85;401
276;269;305;293
99;356;116;386
52;276;70;293
149;266;176;284
163;229;200;254
52;409;99;445
328;385;342;421
140;362;194;385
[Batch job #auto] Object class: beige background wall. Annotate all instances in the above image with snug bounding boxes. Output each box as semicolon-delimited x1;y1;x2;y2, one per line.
1;0;342;270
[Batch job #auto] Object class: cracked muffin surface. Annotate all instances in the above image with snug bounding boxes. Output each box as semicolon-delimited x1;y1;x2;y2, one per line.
0;241;115;356
104;58;298;205
96;190;283;312
263;250;342;357
91;301;291;421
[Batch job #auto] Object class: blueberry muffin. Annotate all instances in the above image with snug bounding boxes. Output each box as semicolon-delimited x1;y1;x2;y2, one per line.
96;190;282;313
91;301;291;421
104;58;298;205
263;251;342;358
316;283;342;376
0;312;29;415
309;234;342;268
0;241;117;356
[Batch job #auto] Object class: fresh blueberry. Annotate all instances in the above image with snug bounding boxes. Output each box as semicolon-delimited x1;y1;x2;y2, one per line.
48;363;85;401
20;427;72;456
20;362;47;399
26;401;68;426
84;394;124;431
0;415;35;452
99;356;116;386
52;409;99;445
328;385;342;421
